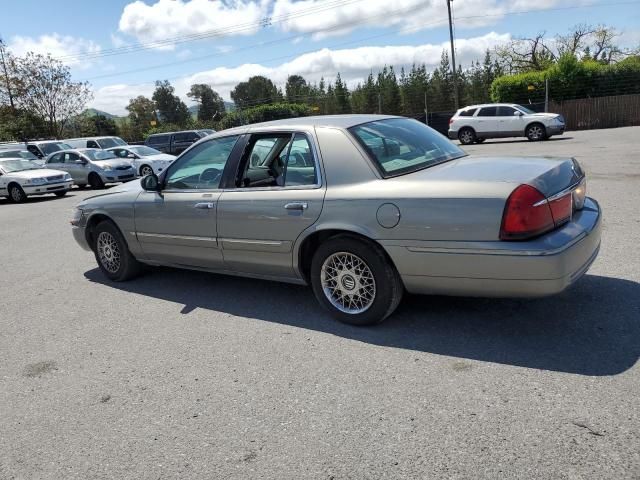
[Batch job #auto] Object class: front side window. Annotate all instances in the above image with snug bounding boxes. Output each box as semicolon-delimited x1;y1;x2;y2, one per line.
349;118;465;177
165;135;239;190
498;106;517;116
87;140;100;148
237;133;318;188
48;153;62;164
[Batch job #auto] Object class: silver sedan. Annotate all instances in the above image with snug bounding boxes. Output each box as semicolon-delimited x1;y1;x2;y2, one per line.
70;115;601;325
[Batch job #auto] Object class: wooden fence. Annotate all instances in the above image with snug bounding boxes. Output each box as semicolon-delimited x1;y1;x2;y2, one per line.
549;94;640;131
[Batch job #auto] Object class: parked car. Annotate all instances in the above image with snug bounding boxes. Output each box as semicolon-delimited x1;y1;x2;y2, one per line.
0;140;71;159
106;146;176;176
71;115;600;326
0;148;45;166
145;130;209;155
448;103;566;145
0;158;73;202
64;136;127;149
46;148;136;189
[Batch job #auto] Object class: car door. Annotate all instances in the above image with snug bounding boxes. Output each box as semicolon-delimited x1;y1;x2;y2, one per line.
46;152;65;171
217;131;325;278
475;106;499;136
133;135;242;269
63;152;88;183
497;106;525;136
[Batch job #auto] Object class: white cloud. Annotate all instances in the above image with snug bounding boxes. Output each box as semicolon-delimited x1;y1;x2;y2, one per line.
272;0;560;39
118;0;269;49
90;32;510;115
7;34;101;67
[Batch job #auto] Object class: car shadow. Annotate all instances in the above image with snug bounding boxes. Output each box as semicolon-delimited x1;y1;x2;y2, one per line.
470;136;573;145
84;268;639;377
0;193;77;205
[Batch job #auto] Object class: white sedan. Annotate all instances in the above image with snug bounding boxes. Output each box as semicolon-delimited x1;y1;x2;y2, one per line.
107;146;176;177
0;158;73;203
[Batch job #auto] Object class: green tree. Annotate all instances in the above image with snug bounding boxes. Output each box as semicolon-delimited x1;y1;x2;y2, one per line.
285;75;311;103
333;73;351;114
152;80;190;126
187;84;225;122
126;95;156;140
231;76;282;108
11;53;92;137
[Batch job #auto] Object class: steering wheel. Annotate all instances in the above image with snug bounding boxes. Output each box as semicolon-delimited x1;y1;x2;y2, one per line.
198;167;222;186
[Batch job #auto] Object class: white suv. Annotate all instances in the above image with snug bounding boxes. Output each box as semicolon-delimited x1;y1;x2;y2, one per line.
448;103;565;145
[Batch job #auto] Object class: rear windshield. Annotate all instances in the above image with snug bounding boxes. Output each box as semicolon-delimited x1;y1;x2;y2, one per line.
83;150;118;161
97;137;126;148
40;142;70;155
348;118;466;177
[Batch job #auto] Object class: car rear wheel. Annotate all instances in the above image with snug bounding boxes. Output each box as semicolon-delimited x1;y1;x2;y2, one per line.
8;184;27;203
139;165;153;176
54;191;67;197
93;220;142;282
310;236;403;326
526;123;547;141
89;172;105;189
458;127;476;145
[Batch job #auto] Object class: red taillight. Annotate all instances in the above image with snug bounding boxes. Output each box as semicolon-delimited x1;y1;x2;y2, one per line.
500;184;555;240
449;118;454;124
548;193;572;225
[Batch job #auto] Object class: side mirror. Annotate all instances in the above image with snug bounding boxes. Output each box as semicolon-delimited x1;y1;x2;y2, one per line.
514;111;523;116
141;173;160;192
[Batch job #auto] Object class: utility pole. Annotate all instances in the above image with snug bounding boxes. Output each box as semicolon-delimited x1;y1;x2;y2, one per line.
0;36;16;111
544;78;549;112
446;0;459;110
424;91;429;125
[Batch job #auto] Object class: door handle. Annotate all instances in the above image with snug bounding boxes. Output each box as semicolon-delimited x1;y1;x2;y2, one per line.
284;202;308;211
194;202;214;209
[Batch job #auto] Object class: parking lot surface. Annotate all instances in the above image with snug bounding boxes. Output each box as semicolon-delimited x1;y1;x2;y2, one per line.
1;127;639;479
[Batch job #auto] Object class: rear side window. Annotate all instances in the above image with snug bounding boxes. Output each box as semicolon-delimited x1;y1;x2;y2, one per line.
459;108;477;117
148;135;169;145
87;140;100;148
477;107;498;117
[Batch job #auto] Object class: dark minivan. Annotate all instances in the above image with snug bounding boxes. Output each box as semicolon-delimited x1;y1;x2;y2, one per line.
144;130;214;155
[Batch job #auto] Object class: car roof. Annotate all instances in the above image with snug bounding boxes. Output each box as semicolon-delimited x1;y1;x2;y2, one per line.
64;136;120;141
459;103;519;110
148;130;201;136
214;114;401;137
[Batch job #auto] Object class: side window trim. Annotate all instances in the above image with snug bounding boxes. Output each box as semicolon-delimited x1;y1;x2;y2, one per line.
226;130;323;191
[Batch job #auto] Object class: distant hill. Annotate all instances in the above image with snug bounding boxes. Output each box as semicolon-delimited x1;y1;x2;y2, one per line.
84;108;120;119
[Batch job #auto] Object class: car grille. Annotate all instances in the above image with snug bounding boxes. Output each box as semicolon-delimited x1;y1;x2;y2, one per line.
115;166;131;171
46;175;64;181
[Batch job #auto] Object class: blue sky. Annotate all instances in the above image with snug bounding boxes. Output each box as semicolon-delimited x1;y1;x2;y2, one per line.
2;0;639;114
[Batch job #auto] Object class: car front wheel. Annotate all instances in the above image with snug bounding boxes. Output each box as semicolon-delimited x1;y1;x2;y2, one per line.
310;236;403;326
458;127;476;145
8;184;27;203
526;123;547;141
139;165;153;176
89;172;105;189
93;220;142;282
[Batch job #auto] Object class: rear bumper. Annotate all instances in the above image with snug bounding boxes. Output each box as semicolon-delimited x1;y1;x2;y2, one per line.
381;198;601;298
447;129;458;140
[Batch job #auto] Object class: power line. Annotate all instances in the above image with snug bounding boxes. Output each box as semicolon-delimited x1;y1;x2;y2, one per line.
79;0;640;85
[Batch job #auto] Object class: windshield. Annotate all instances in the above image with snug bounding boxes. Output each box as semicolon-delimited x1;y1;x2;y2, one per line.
130;146;162;156
349;118;466;177
97;137;126;148
515;105;536;115
40;142;71;155
83;149;118;161
0;159;41;172
0;150;39;160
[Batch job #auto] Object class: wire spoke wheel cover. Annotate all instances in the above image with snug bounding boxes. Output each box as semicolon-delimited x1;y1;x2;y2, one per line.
97;231;121;273
321;251;377;314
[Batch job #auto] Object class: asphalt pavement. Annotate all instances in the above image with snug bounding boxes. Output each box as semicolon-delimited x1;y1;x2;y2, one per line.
1;127;639;479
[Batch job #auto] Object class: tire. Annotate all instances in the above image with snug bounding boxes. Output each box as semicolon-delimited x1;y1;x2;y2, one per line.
8;184;27;203
526;123;547;141
54;191;67;198
474;138;486;144
310;235;403;326
458;127;476;145
77;184;87;189
89;172;105;189
93;220;142;282
139;165;154;177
